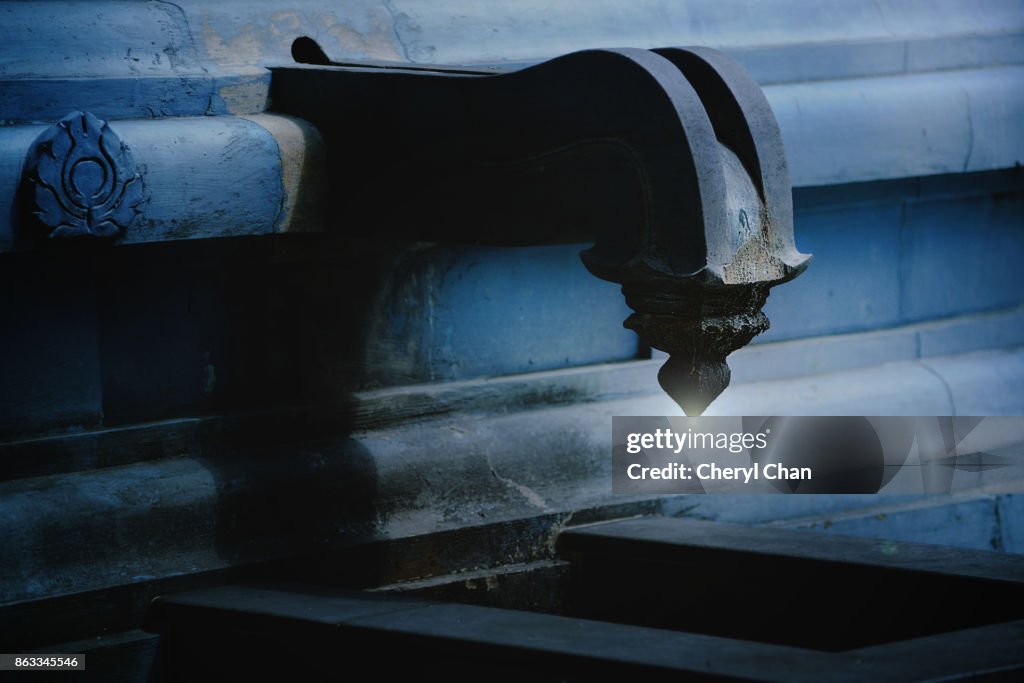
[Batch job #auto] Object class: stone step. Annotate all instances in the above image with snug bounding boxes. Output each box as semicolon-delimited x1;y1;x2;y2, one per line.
557;517;1024;651
140;518;1024;680
145;581;842;681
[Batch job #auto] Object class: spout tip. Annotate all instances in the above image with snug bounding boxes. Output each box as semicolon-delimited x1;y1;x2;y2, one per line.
658;355;730;416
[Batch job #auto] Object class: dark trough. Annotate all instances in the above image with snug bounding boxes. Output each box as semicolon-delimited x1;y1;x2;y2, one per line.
145;517;1024;681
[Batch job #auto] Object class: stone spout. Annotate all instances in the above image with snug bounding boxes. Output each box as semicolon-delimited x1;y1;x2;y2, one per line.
271;45;810;414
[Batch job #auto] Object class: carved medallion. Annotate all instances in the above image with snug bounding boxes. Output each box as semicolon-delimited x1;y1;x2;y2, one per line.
26;111;145;239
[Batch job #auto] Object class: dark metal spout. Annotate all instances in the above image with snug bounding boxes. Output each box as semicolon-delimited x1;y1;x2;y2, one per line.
271;45;808;410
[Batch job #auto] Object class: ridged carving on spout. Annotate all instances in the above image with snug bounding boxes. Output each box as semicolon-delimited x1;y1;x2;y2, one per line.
621;284;770;415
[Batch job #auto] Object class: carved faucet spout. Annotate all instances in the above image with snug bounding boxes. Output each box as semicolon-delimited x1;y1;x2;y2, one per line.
271;45;809;414
581;47;811;414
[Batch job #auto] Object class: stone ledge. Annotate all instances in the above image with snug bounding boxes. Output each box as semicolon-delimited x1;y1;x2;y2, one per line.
0;114;326;252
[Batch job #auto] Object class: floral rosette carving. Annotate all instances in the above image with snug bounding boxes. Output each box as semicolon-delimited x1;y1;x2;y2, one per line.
27;111;145;239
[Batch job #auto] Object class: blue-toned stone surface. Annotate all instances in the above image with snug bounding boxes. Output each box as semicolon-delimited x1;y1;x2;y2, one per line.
667;490;1024;555
926;348;1024;416
761;202;903;341
368;244;639;383
784;495;1022;555
901;193;1024;322
1001;494;1024;554
762;173;1024;343
917;306;1024;357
